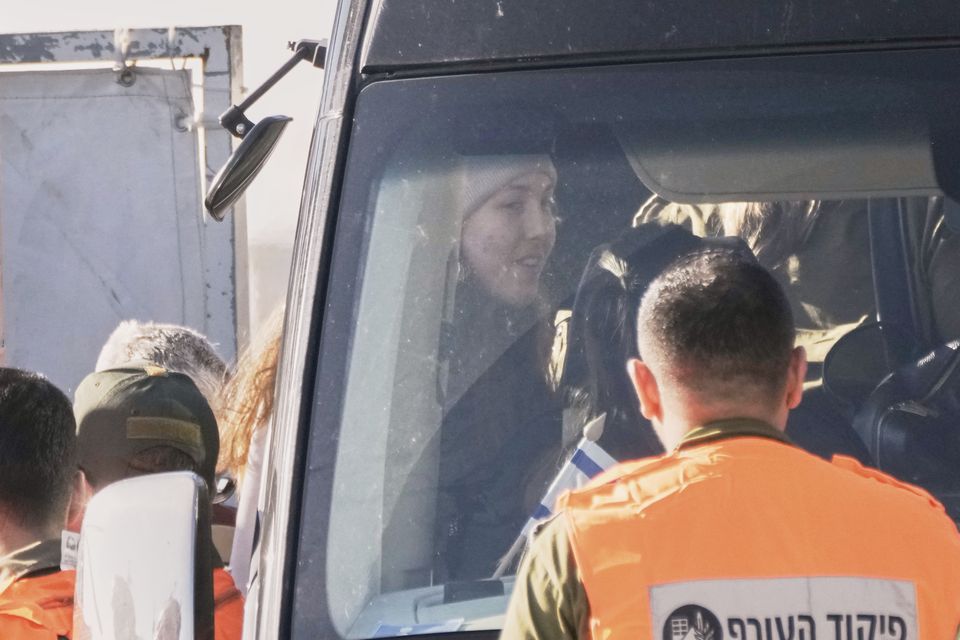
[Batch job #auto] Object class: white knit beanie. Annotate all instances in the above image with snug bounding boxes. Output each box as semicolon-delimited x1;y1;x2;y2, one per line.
458;154;557;219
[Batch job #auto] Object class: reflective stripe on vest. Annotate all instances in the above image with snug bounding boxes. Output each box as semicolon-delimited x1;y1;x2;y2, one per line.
0;570;75;639
558;437;960;640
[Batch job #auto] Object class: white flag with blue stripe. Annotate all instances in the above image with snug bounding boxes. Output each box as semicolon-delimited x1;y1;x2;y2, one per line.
525;434;617;525
494;414;618;577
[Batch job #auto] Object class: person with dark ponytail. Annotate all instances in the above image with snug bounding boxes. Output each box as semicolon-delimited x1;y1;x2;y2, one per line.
561;224;752;461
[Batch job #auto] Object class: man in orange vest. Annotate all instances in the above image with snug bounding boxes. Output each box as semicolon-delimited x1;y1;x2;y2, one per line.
0;368;82;639
501;249;960;639
70;366;243;640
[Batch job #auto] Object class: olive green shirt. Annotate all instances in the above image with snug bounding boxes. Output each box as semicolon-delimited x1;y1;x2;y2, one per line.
0;538;61;596
500;418;791;640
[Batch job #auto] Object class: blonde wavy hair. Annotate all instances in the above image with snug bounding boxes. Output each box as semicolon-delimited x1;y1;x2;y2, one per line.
217;307;284;480
635;197;823;270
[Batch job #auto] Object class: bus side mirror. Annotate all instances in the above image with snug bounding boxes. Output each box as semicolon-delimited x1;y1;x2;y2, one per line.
204;115;292;220
74;471;215;640
204;38;325;221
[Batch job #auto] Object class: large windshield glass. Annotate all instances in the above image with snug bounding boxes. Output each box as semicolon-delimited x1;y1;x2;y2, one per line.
293;48;960;638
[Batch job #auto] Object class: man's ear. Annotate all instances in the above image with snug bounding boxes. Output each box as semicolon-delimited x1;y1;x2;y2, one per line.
65;469;93;533
628;358;662;423
785;346;807;410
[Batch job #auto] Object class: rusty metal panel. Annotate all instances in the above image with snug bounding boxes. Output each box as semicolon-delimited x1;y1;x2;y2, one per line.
0;26;234;64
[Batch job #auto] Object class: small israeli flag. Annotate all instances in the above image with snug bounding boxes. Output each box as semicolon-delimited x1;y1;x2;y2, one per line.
493;415;617;577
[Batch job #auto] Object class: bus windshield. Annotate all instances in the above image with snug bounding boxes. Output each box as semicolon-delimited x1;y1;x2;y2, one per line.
292;47;960;638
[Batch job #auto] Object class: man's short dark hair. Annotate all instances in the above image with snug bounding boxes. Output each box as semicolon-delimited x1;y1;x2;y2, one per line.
0;368;77;529
637;250;795;402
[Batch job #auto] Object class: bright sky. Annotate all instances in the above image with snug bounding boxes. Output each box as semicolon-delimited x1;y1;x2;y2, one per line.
5;0;338;332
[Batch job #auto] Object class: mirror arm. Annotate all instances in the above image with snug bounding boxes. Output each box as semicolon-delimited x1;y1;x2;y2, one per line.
220;39;327;139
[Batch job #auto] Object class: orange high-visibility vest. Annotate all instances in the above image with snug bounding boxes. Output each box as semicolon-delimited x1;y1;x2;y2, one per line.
213;567;244;640
0;570;75;639
558;436;960;640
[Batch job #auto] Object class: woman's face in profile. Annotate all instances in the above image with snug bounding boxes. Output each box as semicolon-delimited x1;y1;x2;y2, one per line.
460;170;557;307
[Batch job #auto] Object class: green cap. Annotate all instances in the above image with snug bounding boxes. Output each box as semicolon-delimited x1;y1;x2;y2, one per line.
74;365;219;489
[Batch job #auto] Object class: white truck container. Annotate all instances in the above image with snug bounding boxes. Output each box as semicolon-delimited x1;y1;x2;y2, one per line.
0;27;245;391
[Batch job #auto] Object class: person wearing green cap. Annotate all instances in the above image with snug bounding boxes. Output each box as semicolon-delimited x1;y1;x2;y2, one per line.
70;365;243;640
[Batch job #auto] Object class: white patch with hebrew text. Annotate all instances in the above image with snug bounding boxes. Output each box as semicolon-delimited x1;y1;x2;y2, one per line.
650;577;917;640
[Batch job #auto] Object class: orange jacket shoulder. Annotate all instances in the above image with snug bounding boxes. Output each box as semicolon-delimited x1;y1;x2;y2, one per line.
213;568;244;640
0;570;75;639
831;454;946;511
